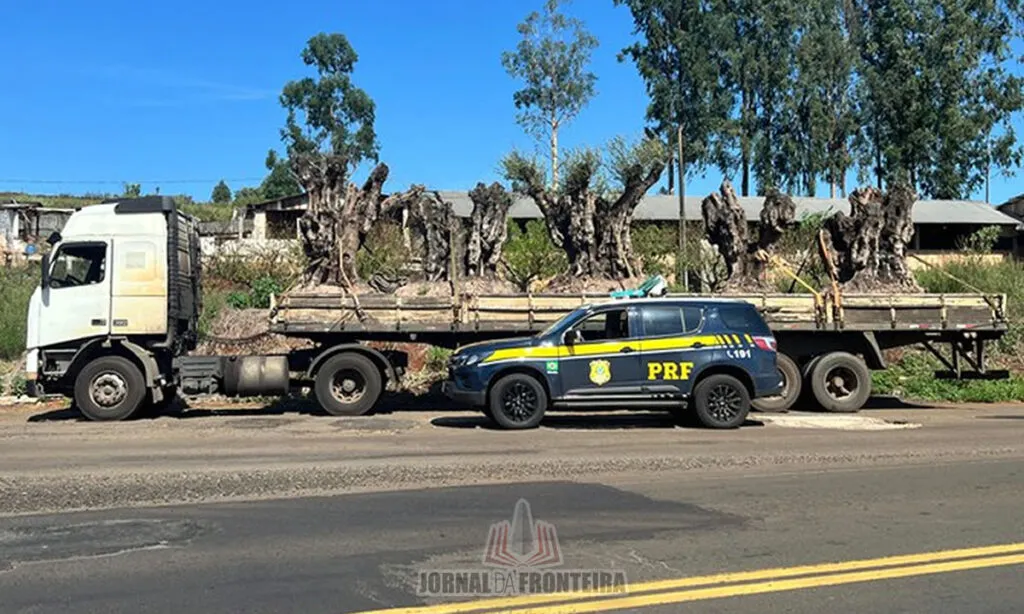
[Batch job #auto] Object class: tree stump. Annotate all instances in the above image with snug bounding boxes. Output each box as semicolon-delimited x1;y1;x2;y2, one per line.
407;190;453;282
820;183;921;293
294;157;433;288
701;180;796;292
466;183;513;277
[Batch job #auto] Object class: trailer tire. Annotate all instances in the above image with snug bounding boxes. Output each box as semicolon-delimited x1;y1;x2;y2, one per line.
487;373;547;430
752;353;801;413
809;352;871;413
74;356;147;422
314;353;383;416
693;374;751;429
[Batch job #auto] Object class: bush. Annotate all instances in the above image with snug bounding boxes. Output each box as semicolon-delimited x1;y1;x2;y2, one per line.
502;220;566;291
226;290;253;310
356;222;411;280
956;226;1001;254
873;352;1024;403
0;265;38;360
199;285;231;339
425;346;452;372
915;257;1024;353
632;222;676;277
204;243;303;289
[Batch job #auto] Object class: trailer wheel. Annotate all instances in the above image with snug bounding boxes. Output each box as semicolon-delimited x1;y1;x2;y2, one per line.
809;352;871;413
488;373;547;430
74;356;146;422
314;353;382;416
693;374;750;429
752;354;801;413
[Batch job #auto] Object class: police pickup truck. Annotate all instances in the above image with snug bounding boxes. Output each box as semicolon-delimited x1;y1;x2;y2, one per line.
443;298;782;429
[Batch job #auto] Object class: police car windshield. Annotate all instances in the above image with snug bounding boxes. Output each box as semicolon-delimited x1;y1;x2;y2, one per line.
537;306;591;339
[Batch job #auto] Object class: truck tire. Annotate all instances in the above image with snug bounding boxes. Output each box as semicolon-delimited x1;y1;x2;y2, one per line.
809;352;871;413
488;373;547;430
692;374;750;429
74;356;147;422
314;353;383;416
752;353;801;413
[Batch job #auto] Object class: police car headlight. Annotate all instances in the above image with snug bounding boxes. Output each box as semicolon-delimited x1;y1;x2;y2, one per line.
451;353;483;367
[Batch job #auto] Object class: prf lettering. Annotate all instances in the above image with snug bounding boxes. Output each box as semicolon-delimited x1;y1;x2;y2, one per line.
647;361;695;380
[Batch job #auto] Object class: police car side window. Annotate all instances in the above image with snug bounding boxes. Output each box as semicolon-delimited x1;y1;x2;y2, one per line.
642;306;683;337
643;306;703;337
577;309;630;342
681;306;703;333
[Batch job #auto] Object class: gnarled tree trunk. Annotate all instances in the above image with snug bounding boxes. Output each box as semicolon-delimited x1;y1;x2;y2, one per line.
819;183;920;293
407;189;453;282
515;162;663;279
466;183;512;277
294;157;428;287
701;180;796;292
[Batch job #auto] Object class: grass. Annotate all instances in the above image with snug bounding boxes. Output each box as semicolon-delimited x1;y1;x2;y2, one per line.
872;352;1024;403
0;265;38;360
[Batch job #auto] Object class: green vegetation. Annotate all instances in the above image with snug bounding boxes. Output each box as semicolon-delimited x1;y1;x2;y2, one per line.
211;180;232;204
424;346;453;373
873;353;1024;403
356;222;411;280
501;220;567;291
0;265;37;360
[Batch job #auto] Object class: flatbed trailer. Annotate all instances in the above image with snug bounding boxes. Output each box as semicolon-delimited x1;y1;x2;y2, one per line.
25;196;1009;420
272;289;1009;412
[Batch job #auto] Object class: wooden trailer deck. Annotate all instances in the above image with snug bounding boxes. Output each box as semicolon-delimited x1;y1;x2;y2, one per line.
270;291;1007;336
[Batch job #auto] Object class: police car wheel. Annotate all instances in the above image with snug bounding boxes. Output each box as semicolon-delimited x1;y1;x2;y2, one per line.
693;374;750;429
809;352;870;413
488;374;547;430
752;354;801;413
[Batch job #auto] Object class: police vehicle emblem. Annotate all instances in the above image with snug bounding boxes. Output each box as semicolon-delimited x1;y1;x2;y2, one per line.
589;360;611;386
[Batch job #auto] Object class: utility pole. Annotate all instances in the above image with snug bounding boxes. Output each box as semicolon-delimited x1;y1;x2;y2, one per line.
677;124;688;292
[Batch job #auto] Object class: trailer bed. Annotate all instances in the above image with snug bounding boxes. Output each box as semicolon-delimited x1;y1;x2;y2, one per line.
271;291;1007;336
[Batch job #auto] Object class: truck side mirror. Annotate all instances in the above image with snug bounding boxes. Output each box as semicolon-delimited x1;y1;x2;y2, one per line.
40;252;51;289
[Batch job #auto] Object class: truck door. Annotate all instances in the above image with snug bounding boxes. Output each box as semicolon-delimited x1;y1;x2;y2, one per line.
557;306;643;397
111;239;168;335
38;242;112;347
639;304;708;397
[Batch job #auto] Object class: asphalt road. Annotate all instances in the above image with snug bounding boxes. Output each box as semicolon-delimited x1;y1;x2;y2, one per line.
0;401;1022;613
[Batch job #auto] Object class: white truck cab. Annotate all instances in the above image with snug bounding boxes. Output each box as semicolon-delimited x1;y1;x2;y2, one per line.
24;196;287;420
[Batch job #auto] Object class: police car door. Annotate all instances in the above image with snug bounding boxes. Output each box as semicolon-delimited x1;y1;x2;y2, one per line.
639;304;708;397
558;306;643;397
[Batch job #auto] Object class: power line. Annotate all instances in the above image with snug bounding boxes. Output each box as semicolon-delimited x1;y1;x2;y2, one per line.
0;177;264;186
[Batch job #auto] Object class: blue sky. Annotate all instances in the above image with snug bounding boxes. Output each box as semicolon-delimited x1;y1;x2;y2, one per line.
0;0;1020;205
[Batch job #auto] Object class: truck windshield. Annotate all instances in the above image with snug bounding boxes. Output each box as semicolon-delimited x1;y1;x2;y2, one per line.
537;306;591;339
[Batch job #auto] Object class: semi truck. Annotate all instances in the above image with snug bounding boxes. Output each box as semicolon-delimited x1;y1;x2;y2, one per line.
25;196;1009;421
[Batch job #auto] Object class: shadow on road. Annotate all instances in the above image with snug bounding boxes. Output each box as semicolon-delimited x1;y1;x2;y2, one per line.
431;413;764;431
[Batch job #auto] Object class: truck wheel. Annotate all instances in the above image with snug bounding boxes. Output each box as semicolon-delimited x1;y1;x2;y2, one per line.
752;354;801;413
809;352;871;413
488;373;547;430
74;356;146;422
693;374;750;429
314;353;382;416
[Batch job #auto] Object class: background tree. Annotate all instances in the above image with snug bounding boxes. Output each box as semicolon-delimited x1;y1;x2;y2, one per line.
280;33;426;286
787;0;856;197
121;183;142;198
211;180;232;204
616;0;733;193
260;150;302;200
503;136;666;279
502;0;598;188
851;0;1024;198
719;0;801;196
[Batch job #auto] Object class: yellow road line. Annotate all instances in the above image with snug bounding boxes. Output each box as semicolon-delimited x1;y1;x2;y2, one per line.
509;552;1024;613
357;542;1024;614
